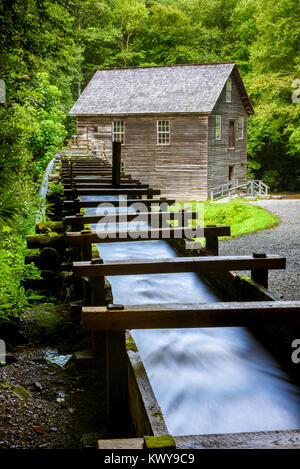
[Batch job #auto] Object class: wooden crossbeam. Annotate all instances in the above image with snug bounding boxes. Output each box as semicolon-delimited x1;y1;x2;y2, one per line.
64;188;161;196
82;301;300;330
64;183;149;189
64;210;198;226
72;177;139;183
61;161;108;165
61;170;112;175
61;168;112;172
61;162;109;166
63;198;176;208
66;225;231;245
73;254;285;277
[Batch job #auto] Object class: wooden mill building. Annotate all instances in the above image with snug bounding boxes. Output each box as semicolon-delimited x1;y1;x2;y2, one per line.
69;63;254;199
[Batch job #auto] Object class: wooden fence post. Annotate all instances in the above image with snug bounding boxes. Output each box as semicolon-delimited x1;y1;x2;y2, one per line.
112;141;121;186
90;270;106;361
88;260;128;430
251;252;268;288
80;234;92;261
105;317;128;432
205;225;218;255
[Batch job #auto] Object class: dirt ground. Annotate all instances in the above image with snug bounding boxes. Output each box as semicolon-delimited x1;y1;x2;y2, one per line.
0;306;112;449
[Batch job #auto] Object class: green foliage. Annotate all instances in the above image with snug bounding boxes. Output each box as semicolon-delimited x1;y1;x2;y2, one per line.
48;181;64;197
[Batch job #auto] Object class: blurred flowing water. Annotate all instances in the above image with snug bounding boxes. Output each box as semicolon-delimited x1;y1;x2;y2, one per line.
82;195;300;435
37;157;56;222
38;158;55;198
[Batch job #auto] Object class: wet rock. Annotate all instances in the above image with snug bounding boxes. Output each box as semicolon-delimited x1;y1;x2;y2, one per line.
34;381;43;391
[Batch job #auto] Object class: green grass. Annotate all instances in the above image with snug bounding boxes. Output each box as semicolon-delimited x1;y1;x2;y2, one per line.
172;199;280;242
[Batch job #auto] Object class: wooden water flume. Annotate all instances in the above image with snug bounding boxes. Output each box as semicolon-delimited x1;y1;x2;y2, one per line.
59;142;300;449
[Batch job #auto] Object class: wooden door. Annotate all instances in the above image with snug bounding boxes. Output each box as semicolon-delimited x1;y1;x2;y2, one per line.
229;165;235;186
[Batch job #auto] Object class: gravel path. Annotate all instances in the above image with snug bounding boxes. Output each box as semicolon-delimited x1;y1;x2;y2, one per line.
219;199;300;301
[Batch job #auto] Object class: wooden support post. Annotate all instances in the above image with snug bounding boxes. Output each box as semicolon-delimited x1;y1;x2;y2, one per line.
106;327;128;432
74;197;80;215
251;252;268;288
70;162;73;190
112;141;121;186
90;275;128;431
205;224;218;255
72;213;84;233
90;274;107;361
80;233;92;261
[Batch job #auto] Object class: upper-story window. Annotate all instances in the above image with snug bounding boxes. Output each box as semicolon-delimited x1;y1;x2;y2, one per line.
112;121;125;144
215;115;222;140
157;120;170;145
226;78;232;103
238;116;244;139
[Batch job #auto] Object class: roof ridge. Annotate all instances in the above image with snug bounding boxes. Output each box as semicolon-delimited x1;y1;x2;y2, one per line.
96;62;236;72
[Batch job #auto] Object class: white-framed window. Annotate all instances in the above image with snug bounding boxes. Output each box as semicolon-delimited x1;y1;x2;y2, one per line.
215;115;222;140
238;116;244;139
226;78;232;103
157;120;170;145
112;121;125;144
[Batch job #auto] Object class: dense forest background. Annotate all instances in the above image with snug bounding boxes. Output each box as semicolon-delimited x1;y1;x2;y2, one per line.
0;0;299;314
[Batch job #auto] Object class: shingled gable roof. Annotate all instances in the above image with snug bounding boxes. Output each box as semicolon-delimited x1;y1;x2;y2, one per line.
69;62;254;117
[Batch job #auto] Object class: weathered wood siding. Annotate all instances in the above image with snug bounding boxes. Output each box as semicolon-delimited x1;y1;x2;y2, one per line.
77;115;208;200
76;75;250;200
208;74;248;192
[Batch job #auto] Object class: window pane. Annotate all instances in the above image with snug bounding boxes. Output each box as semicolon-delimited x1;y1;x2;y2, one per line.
157;120;170;145
226;78;232;102
112;121;124;144
215;115;221;140
238;116;244;139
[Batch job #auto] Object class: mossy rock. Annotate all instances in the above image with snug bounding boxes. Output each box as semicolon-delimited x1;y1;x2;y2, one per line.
47;221;64;233
40;247;59;268
144;435;175;449
29;307;73;342
26;234;65;250
12;384;32;400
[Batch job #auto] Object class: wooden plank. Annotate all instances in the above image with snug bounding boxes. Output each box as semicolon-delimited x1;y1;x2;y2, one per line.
64;188;161;196
64;183;149;189
98;438;144;450
73;254;285;277
72;177;139;183
63;198;176;208
81;301;300;330
64;211;198;226
66;225;231;245
61;169;112;173
174;430;300;449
